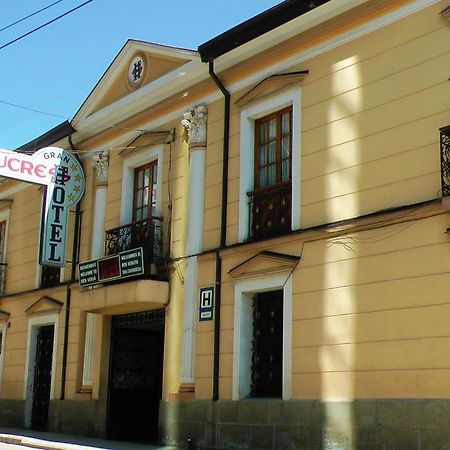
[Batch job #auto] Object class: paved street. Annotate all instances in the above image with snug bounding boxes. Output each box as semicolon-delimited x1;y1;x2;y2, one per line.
0;428;181;450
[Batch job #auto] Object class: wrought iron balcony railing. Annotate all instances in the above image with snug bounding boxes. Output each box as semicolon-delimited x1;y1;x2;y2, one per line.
105;217;163;263
248;182;292;239
440;125;450;197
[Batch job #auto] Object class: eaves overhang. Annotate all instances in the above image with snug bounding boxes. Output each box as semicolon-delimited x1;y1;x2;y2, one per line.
199;0;370;72
15;121;74;154
198;0;332;62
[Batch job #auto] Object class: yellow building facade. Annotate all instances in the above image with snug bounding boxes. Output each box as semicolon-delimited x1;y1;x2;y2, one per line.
0;0;449;448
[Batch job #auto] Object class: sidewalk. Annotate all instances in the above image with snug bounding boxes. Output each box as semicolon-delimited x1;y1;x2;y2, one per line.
0;428;183;450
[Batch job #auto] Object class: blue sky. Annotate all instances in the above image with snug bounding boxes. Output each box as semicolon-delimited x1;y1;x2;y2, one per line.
0;0;280;150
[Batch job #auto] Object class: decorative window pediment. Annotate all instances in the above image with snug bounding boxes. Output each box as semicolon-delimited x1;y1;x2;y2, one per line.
119;132;169;157
0;310;9;322
26;296;63;315
229;251;300;279
440;4;450;22
235;71;308;108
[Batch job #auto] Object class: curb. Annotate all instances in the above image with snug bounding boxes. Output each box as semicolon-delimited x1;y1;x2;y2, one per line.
0;433;104;450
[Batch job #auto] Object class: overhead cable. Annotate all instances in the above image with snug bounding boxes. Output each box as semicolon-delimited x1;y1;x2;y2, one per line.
0;1;64;33
0;0;94;51
0;98;151;134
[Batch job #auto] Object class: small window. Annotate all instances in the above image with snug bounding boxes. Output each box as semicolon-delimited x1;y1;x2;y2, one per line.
40;265;60;288
133;161;158;222
254;107;292;190
251;290;283;398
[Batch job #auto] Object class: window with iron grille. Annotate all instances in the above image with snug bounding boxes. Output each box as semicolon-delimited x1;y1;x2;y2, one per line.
249;107;292;238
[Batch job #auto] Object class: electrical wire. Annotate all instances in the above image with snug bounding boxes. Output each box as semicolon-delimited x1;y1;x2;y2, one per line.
0;0;94;51
0;99;67;120
0;98;155;136
0;1;64;33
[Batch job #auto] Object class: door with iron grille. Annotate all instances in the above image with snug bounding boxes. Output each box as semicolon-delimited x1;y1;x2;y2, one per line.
107;310;165;442
31;325;54;431
251;290;283;398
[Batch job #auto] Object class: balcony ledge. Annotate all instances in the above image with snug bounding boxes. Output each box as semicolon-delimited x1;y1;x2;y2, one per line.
77;278;169;314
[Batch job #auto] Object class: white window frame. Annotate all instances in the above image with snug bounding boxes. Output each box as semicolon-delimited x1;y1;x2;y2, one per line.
120;144;164;225
238;88;301;242
232;272;292;400
23;312;59;428
0;321;6;396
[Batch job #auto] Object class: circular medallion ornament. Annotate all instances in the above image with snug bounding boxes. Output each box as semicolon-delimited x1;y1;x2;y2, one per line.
128;55;145;87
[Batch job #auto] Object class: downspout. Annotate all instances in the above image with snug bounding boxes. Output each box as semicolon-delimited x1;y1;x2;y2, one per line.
60;139;83;400
208;60;230;401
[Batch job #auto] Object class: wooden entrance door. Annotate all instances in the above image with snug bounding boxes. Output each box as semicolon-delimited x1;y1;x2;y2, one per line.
107;310;165;442
31;325;54;431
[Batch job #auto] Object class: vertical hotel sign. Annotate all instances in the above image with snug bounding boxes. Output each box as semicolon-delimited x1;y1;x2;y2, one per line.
0;146;85;266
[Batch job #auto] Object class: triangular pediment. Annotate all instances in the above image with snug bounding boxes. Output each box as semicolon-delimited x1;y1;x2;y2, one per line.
235;71;308;108
0;309;10;322
229;251;300;279
26;296;63;315
119;131;169;157
74;39;199;122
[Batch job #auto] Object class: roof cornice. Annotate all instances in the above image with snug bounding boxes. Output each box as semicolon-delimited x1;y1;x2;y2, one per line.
198;0;332;62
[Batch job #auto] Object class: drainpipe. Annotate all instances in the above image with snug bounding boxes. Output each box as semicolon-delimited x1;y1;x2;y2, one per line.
208;60;230;401
60;140;83;400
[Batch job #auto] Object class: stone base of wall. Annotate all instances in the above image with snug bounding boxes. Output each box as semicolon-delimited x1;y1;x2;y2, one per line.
0;400;25;428
0;399;105;438
48;400;105;437
159;399;450;449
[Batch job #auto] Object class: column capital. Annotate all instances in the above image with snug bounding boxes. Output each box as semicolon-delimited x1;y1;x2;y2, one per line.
181;105;208;148
92;151;109;186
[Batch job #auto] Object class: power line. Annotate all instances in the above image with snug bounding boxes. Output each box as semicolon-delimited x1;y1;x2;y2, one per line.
0;98;151;134
0;1;64;33
0;0;94;52
0;99;67;120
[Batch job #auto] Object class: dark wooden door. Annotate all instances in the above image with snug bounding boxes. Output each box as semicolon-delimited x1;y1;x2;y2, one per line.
107;310;165;442
31;325;54;431
251;290;283;397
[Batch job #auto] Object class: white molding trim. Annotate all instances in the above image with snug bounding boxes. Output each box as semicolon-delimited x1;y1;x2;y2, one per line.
73;0;440;148
238;88;301;242
186;147;206;254
73;41;200;123
215;0;370;73
180;256;199;384
74;60;204;137
120;144;164;225
224;0;442;101
232;272;292;400
91;187;107;259
23;312;59;428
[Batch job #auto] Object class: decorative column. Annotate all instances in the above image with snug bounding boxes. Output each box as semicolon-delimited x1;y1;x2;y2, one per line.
180;106;207;391
81;151;109;392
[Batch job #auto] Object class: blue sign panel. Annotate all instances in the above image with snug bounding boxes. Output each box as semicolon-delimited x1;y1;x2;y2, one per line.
199;286;215;322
